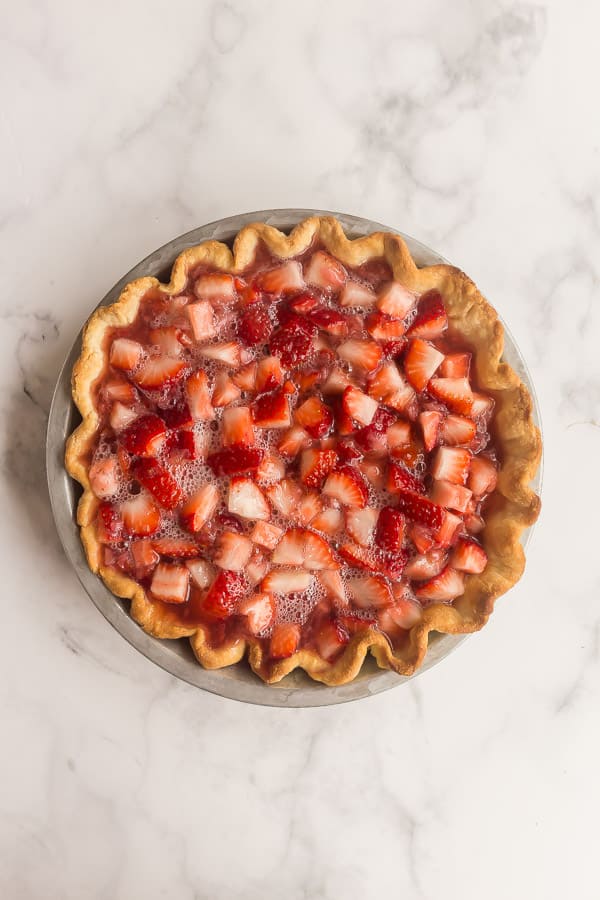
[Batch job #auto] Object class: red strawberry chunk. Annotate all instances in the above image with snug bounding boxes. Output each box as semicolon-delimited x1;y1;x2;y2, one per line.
294;396;333;438
199;342;242;367
451;537;488;574
131;458;183;509
428;377;473;415
375;506;405;552
97;502;123;543
232;362;258;392
288;292;320;314
339;281;376;307
131;539;160;577
110;338;143;371
109;402;138;434
314;617;350;661
89;457;120;500
430;479;473;513
186;559;215;589
404;549;448;580
347;576;392;609
269;316;316;368
239;592;276;635
256;260;305;295
387;420;412;450
377;282;416;318
395;491;444;529
305;251;347;290
312;507;344;536
323;466;369;508
339;542;380;572
222;406;255;447
207;445;264;476
150;563;190;604
354;406;396;453
300;448;338;488
152;537;200;558
270;622;301;659
318;569;346;603
186;370;215;422
250;521;284;550
414;566;464;602
419;410;443;452
238;303;273;347
187;301;217;341
367;362;416;414
103;377;137;404
228;477;270;520
431;446;471;485
120;414;166;457
440;352;471;378
262;569;314;594
365;311;407;341
346;507;379;547
180;483;220;533
468;456;498;496
404;339;445;391
408;522;436;554
256;454;286;483
255;356;284;392
308;307;350;336
212;371;241;407
471;392;494;417
406;290;448;339
342;385;378;427
337;339;382;373
121;493;160;536
214;531;253;571
194;273;237;303
203;570;246;620
134;356;188;390
440;414;476;446
434;511;463;547
386;462;425;495
265;479;303;519
252;389;291;428
336;440;363;464
277;425;311;458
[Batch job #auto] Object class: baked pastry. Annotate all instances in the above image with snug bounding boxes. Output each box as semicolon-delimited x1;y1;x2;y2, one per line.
66;216;541;685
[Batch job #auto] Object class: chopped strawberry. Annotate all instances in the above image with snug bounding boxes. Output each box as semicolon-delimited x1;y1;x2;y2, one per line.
440;352;471;378
149;326;188;356
386;462;425;495
212;371;241;407
377;282;416;318
89;457;120;499
221;406;254;447
358;457;385;490
207;445;264;476
256;453;286;483
288;292;320;314
297;448;336;488
256;260;305;295
430;480;473;513
380;550;409;580
338;280;376;307
271;528;305;565
406;290;447;339
203;570;246;619
194;273;236;303
214;531;253;571
471;392;494;417
367;362;416;414
419;410;443;451
311;507;344;536
347;576;392;609
262;570;313;594
252;389;291;428
434;511;463;547
428;377;473;415
97;502;123;542
131;539;160;577
186;370;215;421
342;386;378;427
365;311;407;341
314;617;350;661
346;507;379;547
271;528;338;570
375;506;405;552
404;549;448;580
266;479;303;519
276;426;310;459
173;429;205;461
451;537;488;574
186;558;215;589
294;396;333;438
379;596;423;633
305;251;347;290
121;493;160;536
150;563;189;604
162;402;193;430
336;440;363;464
468;455;498;497
296;369;322;393
152;537;200;558
431;446;471;485
239;592;276;635
231;361;257;392
255;356;284;393
246;553;269;586
440;414;476;446
464;512;485;534
199;341;242;367
408;522;436;554
308;307;350;336
134;356;188;390
354;406;395;453
187;301;216;341
318;571;346;605
390;438;423;468
270;622;302;659
131;458;183;509
414;566;464;602
227;477;269;521
323;466;369;508
395;491;444;529
269;315;316;368
104;377;137;404
238;303;273;347
337;339;382;373
250;521;283;550
338;613;377;634
110;337;143;371
386;420;412;449
321;367;353;395
404;339;444;391
180;483;220;533
297;492;323;526
339;542;380;572
304;530;339;570
380;338;408;358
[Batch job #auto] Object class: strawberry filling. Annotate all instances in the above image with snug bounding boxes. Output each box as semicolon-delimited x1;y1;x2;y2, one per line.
88;246;498;674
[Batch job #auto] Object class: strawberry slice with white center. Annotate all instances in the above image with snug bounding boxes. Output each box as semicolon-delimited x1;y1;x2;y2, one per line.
321;367;353;395
262;569;314;594
342;386;378;427
406;290;447;339
451;537;488;574
465;512;485;534
256;260;305;295
256;453;286;483
266;479;302;519
121;492;160;536
104;377;137;404
271;528;305;566
277;425;311;459
269;622;302;659
395;490;444;530
323;466;369;508
232;362;257;391
379;594;423;631
109;401;140;432
367;362;416;414
252;389;291;429
404;339;445;391
346;507;379;547
365;311;407;341
339;542;380;572
404;549;448;580
294;396;333;438
358;458;385;490
228;477;270;521
255;356;284;393
339;281;376;307
414;566;464;602
246;553;270;586
374;506;405;552
134;356;188;389
185;370;215;421
152;537;200;558
212;371;241;407
149;326;186;356
214;531;254;571
131;458;183;509
289;292;320;314
431;446;471;485
202;570;246;620
440;352;471;378
303;530;339;570
408;522;436;554
222;406;255;447
180;483;219;533
337;339;382;374
131;539;160;577
272;528;339;570
89;457;120;499
150;563;190;604
440;414;476;446
187;300;217;341
347;576;392;609
121;413;167;457
314;618;350;661
299;448;338;488
186;558;215;589
387;420;412;449
297;492;323;526
468;455;498;496
312;506;344;536
430;479;473;513
318;569;347;604
471;393;495;417
250;521;284;550
110;338;143;371
386;463;425;495
308;307;350;336
194;273;236;303
419;410;443;451
239;592;276;635
199;341;242;367
305;251;347;290
428;377;473;415
377;282;416;318
434;511;463;547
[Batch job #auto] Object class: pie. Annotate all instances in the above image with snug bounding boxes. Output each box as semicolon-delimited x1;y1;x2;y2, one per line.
65;215;541;686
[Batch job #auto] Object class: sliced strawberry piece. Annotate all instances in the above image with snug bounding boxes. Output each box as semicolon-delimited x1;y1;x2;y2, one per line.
226;477;269;521
347;576;392;609
317;570;346;605
104;377;137;404
305;251;347;290
404;339;444;391
239;592;276;635
250;521;283;550
265;479;302;519
304;530;339;570
339;542;380;572
367;362;416;414
288;292;320;314
390;438;423;468
380;550;409;580
186;558;215;589
471;392;495;417
440;414;476;446
468;456;498;497
374;506;405;552
276;426;310;459
207;445;264;476
378;596;423;634
308;307;350;336
431;446;471;485
271;528;305;566
246;553;269;586
180;483;220;533
414;566;464;602
386;462;425;495
231;362;257;392
346;507;379;547
256;453;286;483
404;549;448;580
199;342;242;367
342;386;378;427
300;448;338;488
314;617;350;661
256;260;305;295
173;429;206;461
337;339;382;373
395;491;444;529
269;313;317;368
131;458;183;509
270;622;301;659
377;282;416;318
121;493;160;536
430;480;473;513
365;311;407;341
323;466;369;508
214;531;253;571
464;512;485;534
451;537;488;574
321;367;353;395
131;539;160;577
294;396;333;438
312;507;344;536
354;406;395;453
203;570;246;619
338;613;377;634
387;420;412;449
187;301;217;341
419;410;443;452
408;522;436;554
338;280;376;307
428;377;473;415
406;290;447;339
97;502;123;542
440;352;471;378
238;302;273;347
134;356;188;390
434;511;463;547
162;402;193;431
150;562;189;604
149;326;189;356
110;337;143;371
255;356;284;393
152;537;200;558
89;457;120;499
336;440;363;464
221;406;254;447
297;491;323;526
252;389;291;428
262;570;313;594
212;371;241;407
194;273;236;303
358;457;386;490
297;369;322;393
185;370;215;421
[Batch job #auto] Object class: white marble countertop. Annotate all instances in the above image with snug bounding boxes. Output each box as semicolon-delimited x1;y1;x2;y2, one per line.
2;1;599;897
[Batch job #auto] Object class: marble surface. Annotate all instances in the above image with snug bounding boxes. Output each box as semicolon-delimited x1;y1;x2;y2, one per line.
1;1;598;897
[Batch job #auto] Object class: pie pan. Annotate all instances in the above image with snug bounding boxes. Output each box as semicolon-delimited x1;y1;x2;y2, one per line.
46;209;543;707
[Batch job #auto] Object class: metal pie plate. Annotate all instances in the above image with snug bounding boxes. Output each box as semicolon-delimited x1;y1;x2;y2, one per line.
46;209;543;707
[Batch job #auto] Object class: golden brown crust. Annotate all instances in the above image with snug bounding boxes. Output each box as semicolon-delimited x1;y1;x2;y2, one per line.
66;215;542;685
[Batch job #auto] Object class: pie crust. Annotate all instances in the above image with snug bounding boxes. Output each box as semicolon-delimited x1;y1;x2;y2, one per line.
65;216;542;685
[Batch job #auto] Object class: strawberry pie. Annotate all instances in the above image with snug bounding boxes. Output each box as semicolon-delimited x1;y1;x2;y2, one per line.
66;216;541;685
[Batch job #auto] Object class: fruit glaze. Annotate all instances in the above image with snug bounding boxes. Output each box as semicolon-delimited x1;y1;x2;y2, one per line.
86;242;498;680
